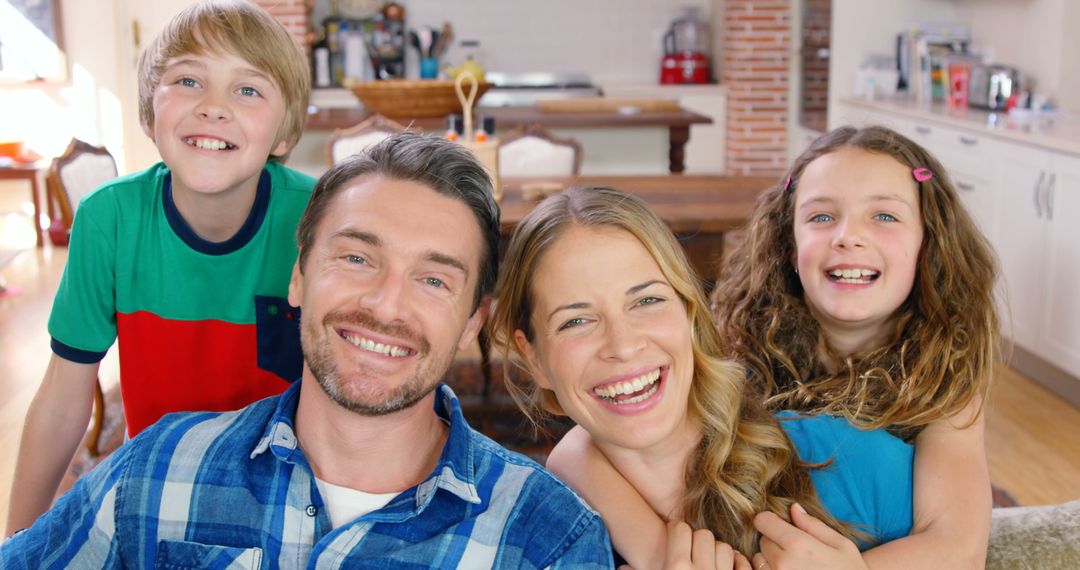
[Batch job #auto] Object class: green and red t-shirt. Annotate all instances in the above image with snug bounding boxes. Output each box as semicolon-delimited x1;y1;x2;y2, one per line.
48;162;315;435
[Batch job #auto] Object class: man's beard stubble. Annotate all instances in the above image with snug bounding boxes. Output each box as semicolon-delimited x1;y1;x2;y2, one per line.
302;308;455;416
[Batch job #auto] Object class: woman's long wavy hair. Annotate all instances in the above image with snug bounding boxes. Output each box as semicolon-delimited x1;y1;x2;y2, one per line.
712;126;999;440
489;186;858;555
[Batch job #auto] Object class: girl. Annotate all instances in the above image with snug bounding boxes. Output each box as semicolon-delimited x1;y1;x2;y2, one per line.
711;126;999;568
491;185;916;568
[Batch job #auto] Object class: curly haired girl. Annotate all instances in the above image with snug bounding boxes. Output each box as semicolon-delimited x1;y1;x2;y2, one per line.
711;125;999;569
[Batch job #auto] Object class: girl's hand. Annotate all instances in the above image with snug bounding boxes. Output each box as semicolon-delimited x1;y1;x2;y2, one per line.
751;503;867;570
652;521;752;570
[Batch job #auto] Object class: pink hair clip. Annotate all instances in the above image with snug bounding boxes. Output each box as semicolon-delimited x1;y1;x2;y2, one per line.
913;168;933;182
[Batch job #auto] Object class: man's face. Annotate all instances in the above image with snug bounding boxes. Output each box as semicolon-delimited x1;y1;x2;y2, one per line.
289;175;487;415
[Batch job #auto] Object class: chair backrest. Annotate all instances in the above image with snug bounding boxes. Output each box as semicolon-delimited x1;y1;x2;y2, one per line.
47;138;118;233
326;114;408;165
498;123;582;177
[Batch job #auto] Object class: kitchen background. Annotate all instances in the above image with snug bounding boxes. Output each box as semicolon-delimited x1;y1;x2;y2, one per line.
2;0;1080;395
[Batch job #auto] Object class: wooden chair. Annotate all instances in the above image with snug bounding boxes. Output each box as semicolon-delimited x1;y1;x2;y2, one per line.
498;123;583;177
46;138;118;457
326;113;408;165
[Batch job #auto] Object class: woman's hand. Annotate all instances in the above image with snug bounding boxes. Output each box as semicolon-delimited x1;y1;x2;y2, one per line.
751;503;867;570
627;521;752;570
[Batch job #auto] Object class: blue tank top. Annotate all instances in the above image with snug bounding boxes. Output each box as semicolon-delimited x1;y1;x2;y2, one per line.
777;411;914;546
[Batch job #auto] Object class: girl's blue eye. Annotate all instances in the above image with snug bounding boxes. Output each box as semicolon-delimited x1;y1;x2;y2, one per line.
238;86;259;97
810;213;833;223
558;318;585;331
874;213;898;222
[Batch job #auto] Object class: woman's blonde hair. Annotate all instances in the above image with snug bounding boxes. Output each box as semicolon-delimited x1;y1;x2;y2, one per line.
713;125;999;439
490;186;858;555
137;0;311;162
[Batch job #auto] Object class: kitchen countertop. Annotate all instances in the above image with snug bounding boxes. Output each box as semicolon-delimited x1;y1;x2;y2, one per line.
841;97;1080;156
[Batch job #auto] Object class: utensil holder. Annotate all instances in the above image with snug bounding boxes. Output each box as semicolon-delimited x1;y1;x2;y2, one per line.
457;139;501;202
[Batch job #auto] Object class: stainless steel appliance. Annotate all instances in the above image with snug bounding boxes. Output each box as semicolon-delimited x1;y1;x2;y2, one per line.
969;65;1021;110
479;72;602;108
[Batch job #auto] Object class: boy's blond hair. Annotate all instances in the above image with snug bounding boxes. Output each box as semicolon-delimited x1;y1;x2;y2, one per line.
138;0;310;162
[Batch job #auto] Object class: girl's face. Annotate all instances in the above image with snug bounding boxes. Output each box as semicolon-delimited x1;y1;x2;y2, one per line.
792;147;924;349
514;225;697;453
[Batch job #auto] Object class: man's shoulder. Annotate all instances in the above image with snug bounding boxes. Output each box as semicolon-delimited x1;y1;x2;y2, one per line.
467;428;601;523
123;395;281;471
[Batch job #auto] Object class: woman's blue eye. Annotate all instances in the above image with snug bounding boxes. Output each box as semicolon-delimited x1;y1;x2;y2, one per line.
874;213;898;222
638;296;663;306
558;318;585;331
238;86;259;97
810;213;833;223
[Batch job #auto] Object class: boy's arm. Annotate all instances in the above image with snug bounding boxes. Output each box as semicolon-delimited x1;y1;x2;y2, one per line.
546;426;669;569
861;398;991;569
5;354;100;537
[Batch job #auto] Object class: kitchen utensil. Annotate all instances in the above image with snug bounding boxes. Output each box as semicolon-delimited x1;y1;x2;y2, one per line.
969;64;1021;110
455;71;479;140
660;7;711;84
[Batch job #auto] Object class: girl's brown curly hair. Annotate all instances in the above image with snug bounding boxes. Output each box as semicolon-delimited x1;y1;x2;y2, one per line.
712;126;999;440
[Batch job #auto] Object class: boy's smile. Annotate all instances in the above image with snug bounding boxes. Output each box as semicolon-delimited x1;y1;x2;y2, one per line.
149;49;288;219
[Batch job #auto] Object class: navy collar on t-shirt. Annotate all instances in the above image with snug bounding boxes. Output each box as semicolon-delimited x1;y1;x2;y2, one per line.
162;168;272;255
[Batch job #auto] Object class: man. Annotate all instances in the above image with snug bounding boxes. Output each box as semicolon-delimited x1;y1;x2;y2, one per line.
1;134;613;569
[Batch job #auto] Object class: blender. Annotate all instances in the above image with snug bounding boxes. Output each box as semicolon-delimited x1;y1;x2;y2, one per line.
660;7;712;85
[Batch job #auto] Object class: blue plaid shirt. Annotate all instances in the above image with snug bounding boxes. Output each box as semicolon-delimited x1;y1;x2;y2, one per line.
1;383;613;569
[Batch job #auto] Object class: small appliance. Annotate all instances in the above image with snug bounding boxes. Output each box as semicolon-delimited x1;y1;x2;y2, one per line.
660;7;711;85
969;65;1021;110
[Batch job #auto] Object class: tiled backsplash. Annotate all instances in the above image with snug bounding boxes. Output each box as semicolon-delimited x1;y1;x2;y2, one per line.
311;0;711;84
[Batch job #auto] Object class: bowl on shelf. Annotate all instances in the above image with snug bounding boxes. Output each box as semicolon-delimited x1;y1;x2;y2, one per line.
347;79;493;118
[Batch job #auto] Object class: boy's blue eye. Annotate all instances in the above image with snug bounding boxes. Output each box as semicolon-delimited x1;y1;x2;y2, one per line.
874;213;898;222
809;213;833;223
238;86;260;97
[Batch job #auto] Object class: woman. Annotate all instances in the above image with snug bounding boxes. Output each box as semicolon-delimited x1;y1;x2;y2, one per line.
489;186;913;568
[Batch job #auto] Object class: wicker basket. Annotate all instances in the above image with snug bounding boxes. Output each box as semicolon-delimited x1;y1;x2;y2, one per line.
348;79;493;118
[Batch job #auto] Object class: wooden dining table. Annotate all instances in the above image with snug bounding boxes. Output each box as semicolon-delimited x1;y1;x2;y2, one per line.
497;174;776;284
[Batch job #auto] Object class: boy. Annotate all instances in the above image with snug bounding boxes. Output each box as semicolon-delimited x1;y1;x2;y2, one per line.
6;0;314;535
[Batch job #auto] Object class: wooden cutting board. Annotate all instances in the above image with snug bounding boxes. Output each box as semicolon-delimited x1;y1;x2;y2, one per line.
536;98;682;113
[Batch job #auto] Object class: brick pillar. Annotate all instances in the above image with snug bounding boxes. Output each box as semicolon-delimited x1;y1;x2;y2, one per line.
722;0;791;175
254;0;310;52
801;0;831;132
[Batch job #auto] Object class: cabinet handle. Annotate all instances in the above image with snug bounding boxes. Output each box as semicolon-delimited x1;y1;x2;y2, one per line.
958;136;979;146
1033;171;1046;218
1046;173;1056;221
957;181;975;192
915;125;932;135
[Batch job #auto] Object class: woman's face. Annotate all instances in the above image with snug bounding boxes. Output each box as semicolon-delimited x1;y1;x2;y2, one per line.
515;225;697;452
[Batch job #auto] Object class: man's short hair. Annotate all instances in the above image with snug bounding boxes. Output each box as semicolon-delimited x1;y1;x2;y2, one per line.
137;0;311;162
296;133;501;311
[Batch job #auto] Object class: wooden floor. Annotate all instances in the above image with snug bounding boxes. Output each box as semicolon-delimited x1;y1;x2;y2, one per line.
1;245;1078;533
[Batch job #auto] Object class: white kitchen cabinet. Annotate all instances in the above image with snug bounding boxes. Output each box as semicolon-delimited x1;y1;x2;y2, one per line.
991;145;1080;375
1040;152;1080;374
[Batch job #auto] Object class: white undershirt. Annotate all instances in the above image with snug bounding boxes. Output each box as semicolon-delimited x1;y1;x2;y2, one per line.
314;476;400;529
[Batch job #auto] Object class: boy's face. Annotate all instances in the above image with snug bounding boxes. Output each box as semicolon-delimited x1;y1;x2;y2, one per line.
148;49;289;200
